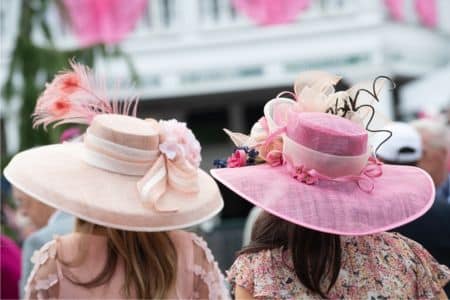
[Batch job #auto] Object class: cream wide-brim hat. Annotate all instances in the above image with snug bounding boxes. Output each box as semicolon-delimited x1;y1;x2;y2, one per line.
4;115;223;231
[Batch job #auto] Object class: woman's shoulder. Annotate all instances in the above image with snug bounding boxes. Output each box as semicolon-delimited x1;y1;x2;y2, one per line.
344;232;450;298
231;247;281;270
24;239;60;299
227;247;293;298
170;230;229;299
353;231;440;257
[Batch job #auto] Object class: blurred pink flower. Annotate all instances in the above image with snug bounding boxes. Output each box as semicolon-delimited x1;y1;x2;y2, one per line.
232;0;310;25
384;0;404;21
159;119;201;167
227;149;248;168
415;0;437;28
63;0;147;46
60;128;82;143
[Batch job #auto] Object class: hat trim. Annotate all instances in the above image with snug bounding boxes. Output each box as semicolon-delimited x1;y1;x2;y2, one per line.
5;169;223;232
210;167;435;236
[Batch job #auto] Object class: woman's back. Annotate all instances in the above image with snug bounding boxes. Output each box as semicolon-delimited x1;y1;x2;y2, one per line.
228;232;450;299
25;230;228;299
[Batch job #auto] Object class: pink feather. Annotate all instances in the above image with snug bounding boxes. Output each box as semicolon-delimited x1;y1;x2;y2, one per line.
33;60;139;129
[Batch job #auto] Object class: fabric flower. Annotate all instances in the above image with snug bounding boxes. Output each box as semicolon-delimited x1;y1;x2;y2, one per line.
227;149;247;168
258;136;283;161
266;150;283;166
293;165;318;185
158;119;201;167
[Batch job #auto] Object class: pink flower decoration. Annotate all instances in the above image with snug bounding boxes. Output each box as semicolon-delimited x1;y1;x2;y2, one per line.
415;0;437;28
285;161;318;185
384;0;404;21
227;149;248;168
293;165;318;185
266;150;283;166
159;119;201;167
60;128;82;143
259;136;283;161
62;0;147;47
232;0;310;25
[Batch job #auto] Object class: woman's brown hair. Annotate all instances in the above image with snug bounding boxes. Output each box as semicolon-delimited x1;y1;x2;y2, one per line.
61;218;177;299
239;211;341;298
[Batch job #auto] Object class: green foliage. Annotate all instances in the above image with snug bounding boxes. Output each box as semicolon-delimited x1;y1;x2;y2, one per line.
2;0;96;153
1;0;138;163
1;0;139;240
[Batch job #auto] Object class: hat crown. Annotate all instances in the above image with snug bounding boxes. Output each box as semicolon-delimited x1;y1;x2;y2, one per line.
89;114;159;150
286;112;368;156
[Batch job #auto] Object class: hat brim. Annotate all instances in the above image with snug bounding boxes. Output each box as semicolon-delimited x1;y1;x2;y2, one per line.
4;143;223;232
211;163;434;235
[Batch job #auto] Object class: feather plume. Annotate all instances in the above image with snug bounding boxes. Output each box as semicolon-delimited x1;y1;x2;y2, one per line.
33;60;139;129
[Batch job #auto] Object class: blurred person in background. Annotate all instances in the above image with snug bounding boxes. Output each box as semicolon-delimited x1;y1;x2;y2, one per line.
411;119;449;204
374;122;450;295
14;187;75;298
15;127;81;297
1;234;21;299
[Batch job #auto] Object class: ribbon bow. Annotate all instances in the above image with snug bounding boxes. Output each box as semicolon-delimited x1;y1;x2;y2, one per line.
136;154;199;212
83;124;199;213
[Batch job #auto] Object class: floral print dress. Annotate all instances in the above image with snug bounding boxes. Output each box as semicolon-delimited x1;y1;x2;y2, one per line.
228;232;450;299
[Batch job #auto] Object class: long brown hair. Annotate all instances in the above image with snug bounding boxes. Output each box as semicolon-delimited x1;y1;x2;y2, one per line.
61;218;177;299
240;211;341;298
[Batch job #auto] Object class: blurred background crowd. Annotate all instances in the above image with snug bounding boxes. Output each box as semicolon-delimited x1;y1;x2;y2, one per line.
1;0;449;298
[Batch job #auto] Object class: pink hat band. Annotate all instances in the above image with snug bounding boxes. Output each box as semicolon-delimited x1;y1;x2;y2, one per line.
82;115;199;212
263;102;382;192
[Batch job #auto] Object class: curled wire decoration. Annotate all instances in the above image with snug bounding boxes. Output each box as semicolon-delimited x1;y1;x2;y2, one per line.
276;90;298;100
325;76;396;154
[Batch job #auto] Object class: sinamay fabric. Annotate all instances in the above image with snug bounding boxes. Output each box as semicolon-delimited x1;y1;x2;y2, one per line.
212;163;434;235
4;143;223;231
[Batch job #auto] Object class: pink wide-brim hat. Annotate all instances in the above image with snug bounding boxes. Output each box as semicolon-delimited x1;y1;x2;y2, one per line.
211;94;435;235
5;115;223;232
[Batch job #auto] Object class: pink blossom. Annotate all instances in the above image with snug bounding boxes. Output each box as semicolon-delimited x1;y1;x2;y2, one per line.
227;149;247;168
258;136;283;161
293;165;318;185
60;128;82;142
158;119;201;167
266;150;283;166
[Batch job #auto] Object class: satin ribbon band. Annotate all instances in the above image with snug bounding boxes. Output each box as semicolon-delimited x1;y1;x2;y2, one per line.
82;132;199;212
83;147;152;176
283;135;370;178
84;130;160;163
261;125;382;192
